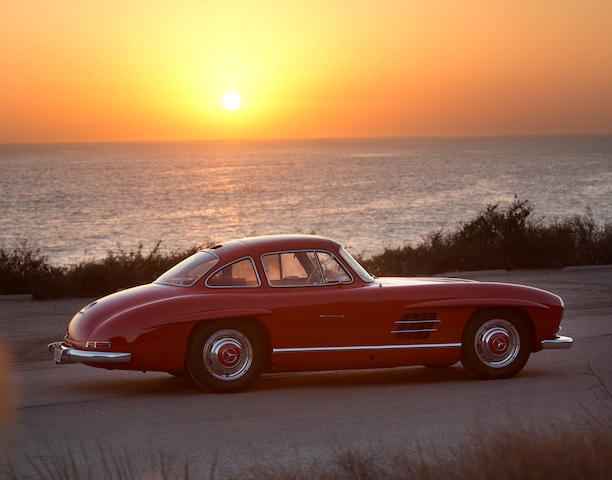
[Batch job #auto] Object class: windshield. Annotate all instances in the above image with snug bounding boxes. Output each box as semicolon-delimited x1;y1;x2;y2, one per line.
155;251;219;287
339;246;374;283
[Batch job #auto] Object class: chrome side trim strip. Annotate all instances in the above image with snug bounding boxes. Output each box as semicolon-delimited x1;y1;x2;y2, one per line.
273;343;461;353
395;320;441;324
540;335;573;349
320;314;345;319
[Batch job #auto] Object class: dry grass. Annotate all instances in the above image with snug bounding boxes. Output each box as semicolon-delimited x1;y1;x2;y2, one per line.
3;418;611;479
238;422;612;480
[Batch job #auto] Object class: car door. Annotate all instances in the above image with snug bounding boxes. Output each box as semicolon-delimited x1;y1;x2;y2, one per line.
260;250;383;371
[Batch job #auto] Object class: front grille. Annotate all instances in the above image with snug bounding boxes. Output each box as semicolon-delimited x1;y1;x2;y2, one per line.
392;312;440;340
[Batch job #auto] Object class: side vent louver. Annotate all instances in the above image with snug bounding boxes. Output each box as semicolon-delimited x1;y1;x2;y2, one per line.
392;312;440;340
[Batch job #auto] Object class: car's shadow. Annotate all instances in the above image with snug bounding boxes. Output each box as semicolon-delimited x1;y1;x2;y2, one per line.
66;365;550;397
252;366;549;392
63;371;200;397
254;365;471;392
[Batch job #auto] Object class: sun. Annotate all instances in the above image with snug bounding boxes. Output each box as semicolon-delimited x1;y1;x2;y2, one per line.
221;92;242;111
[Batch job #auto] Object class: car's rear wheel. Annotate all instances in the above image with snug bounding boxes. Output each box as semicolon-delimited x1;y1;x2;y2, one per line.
187;321;264;393
461;310;532;379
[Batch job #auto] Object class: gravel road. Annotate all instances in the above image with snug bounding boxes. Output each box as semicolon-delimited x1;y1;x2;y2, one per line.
1;266;611;476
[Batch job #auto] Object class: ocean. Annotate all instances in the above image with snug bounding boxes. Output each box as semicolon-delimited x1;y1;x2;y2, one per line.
1;135;611;265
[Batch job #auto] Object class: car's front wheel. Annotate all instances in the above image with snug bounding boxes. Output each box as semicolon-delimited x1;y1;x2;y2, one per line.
187;321;264;393
461;310;532;379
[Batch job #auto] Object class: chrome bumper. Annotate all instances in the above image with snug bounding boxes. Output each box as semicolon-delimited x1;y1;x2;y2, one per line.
540;335;573;349
48;342;132;364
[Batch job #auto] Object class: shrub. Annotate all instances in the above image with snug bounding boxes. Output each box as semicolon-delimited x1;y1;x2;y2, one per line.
362;197;612;276
0;240;55;295
1;198;611;298
39;242;201;299
0;241;205;299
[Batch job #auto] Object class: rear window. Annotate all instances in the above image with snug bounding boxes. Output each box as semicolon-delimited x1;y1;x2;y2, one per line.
155;251;218;287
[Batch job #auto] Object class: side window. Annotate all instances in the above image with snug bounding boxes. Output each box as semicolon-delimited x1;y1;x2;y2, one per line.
206;258;259;287
262;251;322;286
316;252;351;283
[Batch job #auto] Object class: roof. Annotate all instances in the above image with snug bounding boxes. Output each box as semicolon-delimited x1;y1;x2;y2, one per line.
209;234;342;261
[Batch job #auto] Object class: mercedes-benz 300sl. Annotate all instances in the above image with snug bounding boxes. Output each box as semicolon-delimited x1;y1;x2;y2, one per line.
49;235;572;392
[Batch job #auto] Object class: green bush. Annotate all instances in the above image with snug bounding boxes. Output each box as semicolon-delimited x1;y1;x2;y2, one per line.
0;240;55;295
0;241;204;299
1;198;611;299
45;241;202;299
361;197;612;276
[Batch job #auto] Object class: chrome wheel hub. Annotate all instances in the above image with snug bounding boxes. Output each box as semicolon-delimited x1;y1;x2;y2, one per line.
215;340;241;367
203;329;253;381
474;319;520;368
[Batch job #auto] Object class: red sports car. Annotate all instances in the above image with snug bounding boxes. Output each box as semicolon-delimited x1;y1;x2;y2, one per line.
49;235;572;392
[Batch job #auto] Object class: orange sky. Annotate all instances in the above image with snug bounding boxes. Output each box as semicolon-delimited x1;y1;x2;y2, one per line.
1;0;611;143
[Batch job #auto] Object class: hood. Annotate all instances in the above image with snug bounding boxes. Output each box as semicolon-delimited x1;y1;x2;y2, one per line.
376;275;563;311
68;283;175;343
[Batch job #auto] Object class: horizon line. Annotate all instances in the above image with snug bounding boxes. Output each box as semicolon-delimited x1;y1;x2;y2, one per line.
1;132;612;147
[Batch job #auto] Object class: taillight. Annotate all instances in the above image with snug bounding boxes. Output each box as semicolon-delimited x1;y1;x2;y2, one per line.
86;341;112;350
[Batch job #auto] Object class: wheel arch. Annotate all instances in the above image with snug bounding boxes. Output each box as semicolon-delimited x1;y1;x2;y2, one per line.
464;306;536;352
185;315;273;371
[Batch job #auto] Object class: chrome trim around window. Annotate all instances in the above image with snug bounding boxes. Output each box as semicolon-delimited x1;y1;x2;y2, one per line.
48;342;132;364
339;245;374;283
260;249;354;288
272;343;461;353
205;256;262;289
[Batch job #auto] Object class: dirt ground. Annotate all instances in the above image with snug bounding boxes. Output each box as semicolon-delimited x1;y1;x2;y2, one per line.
1;266;611;476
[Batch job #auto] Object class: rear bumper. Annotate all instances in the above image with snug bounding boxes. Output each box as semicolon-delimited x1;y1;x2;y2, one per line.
48;342;132;364
540;335;573;349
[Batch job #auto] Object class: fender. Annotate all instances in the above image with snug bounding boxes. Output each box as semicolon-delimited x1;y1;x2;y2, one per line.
147;307;276;329
90;293;275;344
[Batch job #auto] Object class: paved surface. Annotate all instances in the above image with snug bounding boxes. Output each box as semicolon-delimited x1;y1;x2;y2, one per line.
1;266;611;476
